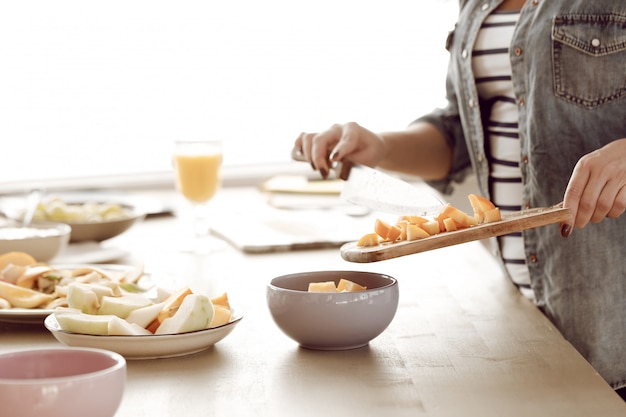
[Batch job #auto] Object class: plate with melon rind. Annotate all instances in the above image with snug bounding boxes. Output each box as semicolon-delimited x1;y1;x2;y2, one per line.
0;264;152;325
44;309;243;360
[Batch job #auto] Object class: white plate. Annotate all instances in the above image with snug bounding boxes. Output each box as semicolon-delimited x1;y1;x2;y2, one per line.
44;311;243;360
0;308;54;324
53;241;130;264
0;264;149;325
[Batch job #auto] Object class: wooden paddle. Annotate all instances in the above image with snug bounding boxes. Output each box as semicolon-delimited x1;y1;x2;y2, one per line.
340;205;570;263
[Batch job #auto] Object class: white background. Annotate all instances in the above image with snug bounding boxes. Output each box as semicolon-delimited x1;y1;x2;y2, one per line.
0;0;458;187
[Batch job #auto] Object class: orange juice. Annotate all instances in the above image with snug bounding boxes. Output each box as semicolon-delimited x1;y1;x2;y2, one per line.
173;153;222;203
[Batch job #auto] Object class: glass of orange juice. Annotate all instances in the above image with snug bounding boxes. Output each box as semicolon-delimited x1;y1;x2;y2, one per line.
173;139;223;251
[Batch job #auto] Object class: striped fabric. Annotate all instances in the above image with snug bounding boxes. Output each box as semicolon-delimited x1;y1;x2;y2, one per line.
472;11;533;300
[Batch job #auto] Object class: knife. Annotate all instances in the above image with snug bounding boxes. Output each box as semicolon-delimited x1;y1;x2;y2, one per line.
291;148;444;216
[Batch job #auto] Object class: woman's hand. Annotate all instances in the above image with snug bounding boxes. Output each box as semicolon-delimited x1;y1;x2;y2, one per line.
294;122;386;179
561;138;626;237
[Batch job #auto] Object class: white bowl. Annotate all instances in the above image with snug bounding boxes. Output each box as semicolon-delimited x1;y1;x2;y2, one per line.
267;270;399;350
0;347;126;417
0;221;71;262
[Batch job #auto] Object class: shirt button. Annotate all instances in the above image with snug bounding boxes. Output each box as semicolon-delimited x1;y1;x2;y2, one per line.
531;0;538;5
462;49;468;59
529;254;538;263
481;2;489;11
591;38;601;47
468;98;475;108
518;97;526;107
514;47;522;56
522;155;529;164
524;201;531;210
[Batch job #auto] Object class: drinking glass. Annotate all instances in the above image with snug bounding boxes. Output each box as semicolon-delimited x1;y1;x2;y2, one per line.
172;140;223;251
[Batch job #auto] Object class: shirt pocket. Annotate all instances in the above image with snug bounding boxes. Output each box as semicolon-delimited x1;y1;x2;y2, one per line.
551;13;626;109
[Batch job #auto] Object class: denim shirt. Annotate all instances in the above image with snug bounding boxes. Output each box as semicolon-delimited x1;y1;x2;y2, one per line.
418;0;626;389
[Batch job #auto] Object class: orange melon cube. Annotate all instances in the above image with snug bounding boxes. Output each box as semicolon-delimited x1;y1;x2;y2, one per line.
308;281;337;292
356;233;380;247
399;215;429;225
443;217;457;232
407;224;430;241
483;207;502;223
468;193;496;224
420;220;440;236
337;279;367;292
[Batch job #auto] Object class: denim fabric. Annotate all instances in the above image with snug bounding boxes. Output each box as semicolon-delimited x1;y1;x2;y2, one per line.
417;0;626;389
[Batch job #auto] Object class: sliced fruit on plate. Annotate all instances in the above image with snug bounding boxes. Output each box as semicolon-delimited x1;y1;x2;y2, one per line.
155;294;214;335
54;308;116;335
157;287;193;323
108;316;152;336
0;280;54;308
0;251;37;271
97;293;154;319
125;301;167;328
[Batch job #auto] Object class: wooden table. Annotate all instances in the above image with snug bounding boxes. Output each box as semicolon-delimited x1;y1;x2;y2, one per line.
1;187;624;416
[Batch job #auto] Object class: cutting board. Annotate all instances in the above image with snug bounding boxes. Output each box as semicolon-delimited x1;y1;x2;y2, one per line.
340;206;571;263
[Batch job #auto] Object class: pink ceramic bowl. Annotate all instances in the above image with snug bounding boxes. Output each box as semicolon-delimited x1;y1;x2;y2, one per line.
267;270;399;350
0;347;126;417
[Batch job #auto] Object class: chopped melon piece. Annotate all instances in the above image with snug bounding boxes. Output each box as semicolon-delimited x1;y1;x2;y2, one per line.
374;218;402;241
356;232;380;247
208;305;232;328
0;251;37;272
336;278;367;292
407;224;430;241
54;308;114;335
436;203;475;228
307;281;337;292
443;217;457;232
386;224;403;242
211;292;230;309
399;215;429;225
468;193;496;224
108;316;152;335
0;280;53;308
67;283;115;315
157;287;193;323
420;220;440;236
126;301;166;328
155;294;214;335
483;207;502;223
97;294;153;319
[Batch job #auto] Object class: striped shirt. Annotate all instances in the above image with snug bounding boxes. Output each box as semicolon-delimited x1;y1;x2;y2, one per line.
472;11;533;300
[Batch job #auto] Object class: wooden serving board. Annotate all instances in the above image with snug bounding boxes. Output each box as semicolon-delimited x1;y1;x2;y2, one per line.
340;206;571;263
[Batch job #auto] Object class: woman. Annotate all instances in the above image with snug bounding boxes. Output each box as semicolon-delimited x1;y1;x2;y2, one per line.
294;0;626;397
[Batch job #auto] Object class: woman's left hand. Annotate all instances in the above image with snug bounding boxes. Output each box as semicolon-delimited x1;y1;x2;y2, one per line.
561;138;626;237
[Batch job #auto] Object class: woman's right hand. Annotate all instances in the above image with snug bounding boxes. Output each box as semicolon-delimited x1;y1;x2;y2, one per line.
294;122;386;179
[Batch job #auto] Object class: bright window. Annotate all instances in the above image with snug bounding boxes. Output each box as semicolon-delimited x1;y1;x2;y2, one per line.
0;1;458;189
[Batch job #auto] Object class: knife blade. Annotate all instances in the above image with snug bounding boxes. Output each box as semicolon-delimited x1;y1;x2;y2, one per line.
291;148;444;216
339;163;444;216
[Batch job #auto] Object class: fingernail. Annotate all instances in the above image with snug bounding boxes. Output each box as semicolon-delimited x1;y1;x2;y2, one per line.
330;151;339;161
310;162;316;170
320;168;329;180
560;224;571;238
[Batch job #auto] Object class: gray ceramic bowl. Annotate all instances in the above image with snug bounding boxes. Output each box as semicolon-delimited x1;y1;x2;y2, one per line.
267;270;399;350
0;347;126;417
62;204;145;243
0;221;71;262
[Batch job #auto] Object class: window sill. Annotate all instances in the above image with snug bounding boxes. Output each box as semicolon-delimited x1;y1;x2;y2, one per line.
0;161;316;195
